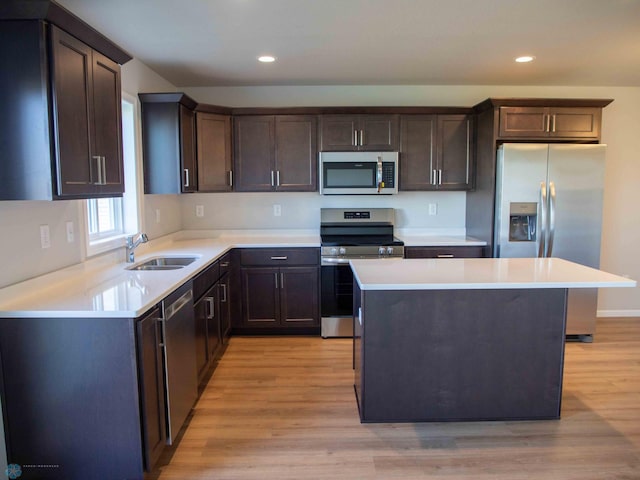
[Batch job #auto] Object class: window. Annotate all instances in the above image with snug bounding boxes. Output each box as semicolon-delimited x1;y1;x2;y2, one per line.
85;92;141;256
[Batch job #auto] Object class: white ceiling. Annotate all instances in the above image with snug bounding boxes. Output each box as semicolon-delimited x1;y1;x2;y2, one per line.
57;0;640;87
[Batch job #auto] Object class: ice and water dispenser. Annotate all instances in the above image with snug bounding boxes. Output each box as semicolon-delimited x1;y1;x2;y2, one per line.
509;202;537;242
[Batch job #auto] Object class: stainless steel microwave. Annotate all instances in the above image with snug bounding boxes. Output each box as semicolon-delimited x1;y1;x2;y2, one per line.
319;152;399;195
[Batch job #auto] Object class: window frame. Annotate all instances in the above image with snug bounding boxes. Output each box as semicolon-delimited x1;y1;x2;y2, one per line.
83;91;143;258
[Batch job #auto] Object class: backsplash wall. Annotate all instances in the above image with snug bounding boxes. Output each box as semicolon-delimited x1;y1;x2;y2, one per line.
180;191;466;232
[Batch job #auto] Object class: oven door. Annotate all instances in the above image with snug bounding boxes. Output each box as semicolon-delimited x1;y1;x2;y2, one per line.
320;264;354;338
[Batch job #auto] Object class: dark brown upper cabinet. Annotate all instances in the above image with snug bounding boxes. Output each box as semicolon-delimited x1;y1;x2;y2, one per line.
196;112;233;192
400;114;473;191
0;18;128;200
498;106;602;140
234;115;317;192
139;93;198;194
320;115;399;151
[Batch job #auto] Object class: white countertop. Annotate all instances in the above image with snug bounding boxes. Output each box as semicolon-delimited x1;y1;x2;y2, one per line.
395;232;486;247
350;257;636;291
0;232;320;319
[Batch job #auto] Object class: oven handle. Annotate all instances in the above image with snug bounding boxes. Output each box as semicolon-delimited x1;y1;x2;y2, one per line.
321;257;351;266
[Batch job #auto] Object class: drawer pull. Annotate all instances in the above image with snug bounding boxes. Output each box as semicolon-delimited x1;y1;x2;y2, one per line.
270;256;288;260
437;254;455;258
220;262;230;268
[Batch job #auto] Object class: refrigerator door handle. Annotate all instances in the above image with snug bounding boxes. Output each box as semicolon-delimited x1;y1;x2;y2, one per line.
547;181;556;257
538;181;547;258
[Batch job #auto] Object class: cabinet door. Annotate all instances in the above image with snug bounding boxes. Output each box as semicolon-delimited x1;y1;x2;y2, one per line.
196;112;232;192
319;115;359;151
280;267;319;326
193;294;211;380
92;50;124;195
218;273;232;342
498;107;548;138
437;115;473;190
242;267;279;325
180;105;197;192
136;308;166;472
50;25;96;196
399;115;436;190
548;107;601;139
274;115;317;191
233;116;275;191
359;115;399;151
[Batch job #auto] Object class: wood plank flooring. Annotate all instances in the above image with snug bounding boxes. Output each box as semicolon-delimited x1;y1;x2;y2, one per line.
150;318;640;479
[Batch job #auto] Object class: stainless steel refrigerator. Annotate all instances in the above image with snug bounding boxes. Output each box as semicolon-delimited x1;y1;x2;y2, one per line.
494;143;606;340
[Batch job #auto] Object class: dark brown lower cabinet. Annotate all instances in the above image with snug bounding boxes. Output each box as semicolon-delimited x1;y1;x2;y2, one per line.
194;286;218;382
136;307;167;472
242;266;319;328
404;245;486;259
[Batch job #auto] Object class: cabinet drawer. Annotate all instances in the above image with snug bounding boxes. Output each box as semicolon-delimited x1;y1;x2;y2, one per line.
240;248;319;266
193;261;220;300
218;252;231;276
404;246;485;259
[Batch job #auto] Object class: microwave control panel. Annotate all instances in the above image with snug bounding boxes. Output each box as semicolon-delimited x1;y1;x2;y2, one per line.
382;162;395;187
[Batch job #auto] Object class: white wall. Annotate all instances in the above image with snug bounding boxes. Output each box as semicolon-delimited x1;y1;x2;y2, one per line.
184;85;640;315
181;191;466;232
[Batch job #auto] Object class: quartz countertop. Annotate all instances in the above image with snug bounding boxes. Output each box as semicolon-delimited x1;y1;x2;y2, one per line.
0;232;320;319
350;257;636;291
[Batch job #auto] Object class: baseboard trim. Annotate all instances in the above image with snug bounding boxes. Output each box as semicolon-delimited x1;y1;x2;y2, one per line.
597;309;640;318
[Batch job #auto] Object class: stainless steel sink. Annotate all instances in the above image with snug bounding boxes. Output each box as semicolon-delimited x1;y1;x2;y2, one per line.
127;256;198;271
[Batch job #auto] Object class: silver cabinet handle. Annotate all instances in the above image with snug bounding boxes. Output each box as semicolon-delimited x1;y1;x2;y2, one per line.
353;130;358;147
274;272;279;289
276;170;280;186
271;170;275;187
102;156;107;185
545;114;551;132
184;168;190;188
359;129;364;146
551;114;556;133
93;156;102;184
220;262;230;268
437;254;455;258
280;272;284;289
206;297;215;319
220;284;227;303
228;170;233;187
270;256;288;260
438;169;443;185
431;169;437;185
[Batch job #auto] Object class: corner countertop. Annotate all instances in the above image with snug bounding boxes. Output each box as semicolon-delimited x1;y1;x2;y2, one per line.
350;257;636;291
0;231;320;319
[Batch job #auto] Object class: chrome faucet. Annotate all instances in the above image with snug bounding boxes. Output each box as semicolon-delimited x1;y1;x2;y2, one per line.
126;233;148;263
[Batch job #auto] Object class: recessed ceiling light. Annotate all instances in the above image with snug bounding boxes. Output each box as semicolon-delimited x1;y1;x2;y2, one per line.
515;55;535;63
258;55;276;63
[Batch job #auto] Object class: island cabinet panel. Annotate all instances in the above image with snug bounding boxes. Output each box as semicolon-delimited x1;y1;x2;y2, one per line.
498;106;601;140
354;286;568;423
238;248;320;333
320;114;399;151
0;316;145;479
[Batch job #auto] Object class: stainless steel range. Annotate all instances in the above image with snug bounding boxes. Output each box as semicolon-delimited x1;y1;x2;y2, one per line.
320;208;404;338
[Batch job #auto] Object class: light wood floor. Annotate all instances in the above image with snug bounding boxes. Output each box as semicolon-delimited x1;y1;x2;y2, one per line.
150;318;640;479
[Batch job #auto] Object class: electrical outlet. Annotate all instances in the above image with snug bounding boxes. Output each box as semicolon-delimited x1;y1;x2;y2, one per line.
196;205;204;217
66;221;74;243
273;204;282;217
155;209;161;223
428;203;438;216
40;224;51;249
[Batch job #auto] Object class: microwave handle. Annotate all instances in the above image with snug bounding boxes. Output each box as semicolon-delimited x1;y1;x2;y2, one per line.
377;156;384;192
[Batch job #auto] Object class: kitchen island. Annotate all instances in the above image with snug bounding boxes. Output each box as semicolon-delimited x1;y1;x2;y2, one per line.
351;257;635;423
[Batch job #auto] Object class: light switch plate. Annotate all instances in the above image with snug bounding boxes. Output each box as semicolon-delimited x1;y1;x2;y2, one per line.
40;224;51;249
273;204;282;217
66;221;74;243
196;205;204;217
428;203;437;216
